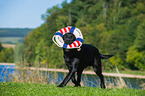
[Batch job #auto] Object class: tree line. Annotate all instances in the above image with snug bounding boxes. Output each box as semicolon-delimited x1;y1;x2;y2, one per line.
0;42;14;63
0;28;33;37
18;0;145;70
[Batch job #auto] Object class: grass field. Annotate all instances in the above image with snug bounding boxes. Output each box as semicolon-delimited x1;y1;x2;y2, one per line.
0;37;24;44
0;82;144;96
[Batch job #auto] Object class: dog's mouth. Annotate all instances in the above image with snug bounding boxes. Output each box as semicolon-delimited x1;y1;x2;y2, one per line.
64;40;74;44
63;33;76;44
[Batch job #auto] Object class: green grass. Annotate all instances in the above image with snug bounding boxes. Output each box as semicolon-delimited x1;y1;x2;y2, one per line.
0;82;144;96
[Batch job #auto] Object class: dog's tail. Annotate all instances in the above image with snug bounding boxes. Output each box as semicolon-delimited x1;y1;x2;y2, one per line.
100;54;113;59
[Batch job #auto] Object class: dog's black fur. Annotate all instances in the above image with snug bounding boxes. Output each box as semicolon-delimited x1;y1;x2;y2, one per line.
63;33;76;44
57;33;113;88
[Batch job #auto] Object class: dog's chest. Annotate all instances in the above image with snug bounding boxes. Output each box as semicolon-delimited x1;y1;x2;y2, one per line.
63;49;82;62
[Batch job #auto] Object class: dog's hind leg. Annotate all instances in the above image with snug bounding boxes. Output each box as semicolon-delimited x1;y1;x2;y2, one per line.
93;58;106;89
74;69;83;87
68;67;77;85
71;74;77;85
71;69;83;87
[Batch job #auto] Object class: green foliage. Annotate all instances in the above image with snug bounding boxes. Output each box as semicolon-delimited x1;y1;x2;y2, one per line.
0;42;3;51
131;2;145;15
109;54;124;70
134;19;145;51
126;46;145;70
0;43;14;63
56;16;69;29
22;0;145;70
14;43;25;64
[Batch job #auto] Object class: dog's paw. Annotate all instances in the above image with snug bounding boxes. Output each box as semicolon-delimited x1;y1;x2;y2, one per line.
74;84;81;87
100;84;106;89
57;84;65;87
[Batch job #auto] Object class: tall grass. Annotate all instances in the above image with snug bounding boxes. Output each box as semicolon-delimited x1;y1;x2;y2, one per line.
0;56;140;89
12;60;48;84
1;60;144;90
9;61;129;89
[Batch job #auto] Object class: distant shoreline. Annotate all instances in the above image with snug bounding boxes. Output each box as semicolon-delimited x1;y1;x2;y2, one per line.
1;63;145;79
0;63;15;65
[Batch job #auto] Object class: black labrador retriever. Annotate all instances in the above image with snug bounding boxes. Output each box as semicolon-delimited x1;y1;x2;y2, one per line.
58;33;113;88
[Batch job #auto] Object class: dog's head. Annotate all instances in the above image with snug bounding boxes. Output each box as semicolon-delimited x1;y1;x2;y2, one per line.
63;33;76;44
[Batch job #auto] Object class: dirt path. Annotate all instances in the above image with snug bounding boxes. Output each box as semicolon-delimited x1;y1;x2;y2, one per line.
26;67;145;79
2;44;16;49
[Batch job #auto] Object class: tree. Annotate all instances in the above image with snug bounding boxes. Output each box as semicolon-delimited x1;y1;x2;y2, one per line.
0;47;14;63
0;42;3;51
22;0;145;70
134;20;145;51
109;54;124;70
14;43;25;64
0;49;7;62
126;46;145;70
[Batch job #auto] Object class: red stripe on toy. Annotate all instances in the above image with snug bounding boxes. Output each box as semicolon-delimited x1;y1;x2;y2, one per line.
76;40;80;46
63;28;67;33
69;44;72;48
73;42;77;47
68;27;71;31
60;29;63;34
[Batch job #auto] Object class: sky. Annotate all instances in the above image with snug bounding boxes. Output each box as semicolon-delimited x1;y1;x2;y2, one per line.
0;0;71;28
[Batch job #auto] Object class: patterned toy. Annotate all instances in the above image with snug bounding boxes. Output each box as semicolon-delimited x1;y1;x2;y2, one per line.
52;26;84;49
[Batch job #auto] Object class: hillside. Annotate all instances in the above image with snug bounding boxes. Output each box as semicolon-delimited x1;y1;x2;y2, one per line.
22;0;145;70
0;28;33;44
0;28;33;37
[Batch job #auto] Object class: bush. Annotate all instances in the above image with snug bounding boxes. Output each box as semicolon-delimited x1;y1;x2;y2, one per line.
126;46;145;70
0;43;14;63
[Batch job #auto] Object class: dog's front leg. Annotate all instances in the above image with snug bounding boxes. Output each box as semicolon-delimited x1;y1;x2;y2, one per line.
58;58;79;87
68;67;77;85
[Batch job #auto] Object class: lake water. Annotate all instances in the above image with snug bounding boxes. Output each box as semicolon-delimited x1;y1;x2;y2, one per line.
0;64;15;82
0;64;145;89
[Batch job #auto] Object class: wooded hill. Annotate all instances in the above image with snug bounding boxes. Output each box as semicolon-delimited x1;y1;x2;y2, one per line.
22;0;145;70
0;28;33;37
0;28;33;44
